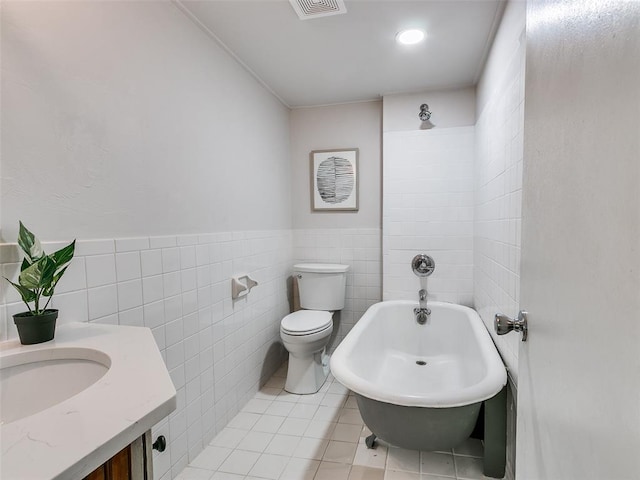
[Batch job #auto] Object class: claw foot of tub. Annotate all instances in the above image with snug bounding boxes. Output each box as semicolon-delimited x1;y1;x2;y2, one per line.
365;433;377;449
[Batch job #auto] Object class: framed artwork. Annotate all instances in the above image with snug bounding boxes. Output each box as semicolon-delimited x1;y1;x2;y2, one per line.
310;148;359;211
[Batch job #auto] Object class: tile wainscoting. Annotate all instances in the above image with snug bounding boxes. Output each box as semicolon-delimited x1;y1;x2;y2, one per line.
473;23;525;380
0;230;292;479
292;228;382;350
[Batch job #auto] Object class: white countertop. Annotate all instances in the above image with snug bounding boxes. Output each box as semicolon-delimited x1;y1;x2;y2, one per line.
0;323;177;479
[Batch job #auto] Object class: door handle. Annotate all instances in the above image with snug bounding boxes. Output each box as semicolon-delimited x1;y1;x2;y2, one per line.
494;310;528;341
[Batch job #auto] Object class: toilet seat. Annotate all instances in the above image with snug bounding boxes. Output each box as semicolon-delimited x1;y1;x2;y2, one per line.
281;310;332;336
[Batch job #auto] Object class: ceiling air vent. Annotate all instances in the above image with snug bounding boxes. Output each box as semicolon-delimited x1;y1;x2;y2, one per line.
288;0;347;20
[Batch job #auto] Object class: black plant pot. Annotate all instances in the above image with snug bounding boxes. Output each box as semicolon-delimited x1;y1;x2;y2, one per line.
13;309;58;345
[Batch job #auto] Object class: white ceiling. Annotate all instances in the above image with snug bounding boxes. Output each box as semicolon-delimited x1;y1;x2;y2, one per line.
177;0;505;108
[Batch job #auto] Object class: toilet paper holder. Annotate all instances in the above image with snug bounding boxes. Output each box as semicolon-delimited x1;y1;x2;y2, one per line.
231;274;259;299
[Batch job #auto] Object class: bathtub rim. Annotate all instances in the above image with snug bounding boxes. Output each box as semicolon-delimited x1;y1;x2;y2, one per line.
330;300;507;408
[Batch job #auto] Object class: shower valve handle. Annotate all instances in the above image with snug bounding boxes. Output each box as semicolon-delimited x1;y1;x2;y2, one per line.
495;311;528;341
412;254;435;277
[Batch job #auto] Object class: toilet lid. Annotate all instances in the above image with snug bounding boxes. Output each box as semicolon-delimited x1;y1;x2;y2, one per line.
281;311;332;335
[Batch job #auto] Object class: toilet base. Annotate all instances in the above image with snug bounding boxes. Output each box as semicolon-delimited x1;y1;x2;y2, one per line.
284;349;330;394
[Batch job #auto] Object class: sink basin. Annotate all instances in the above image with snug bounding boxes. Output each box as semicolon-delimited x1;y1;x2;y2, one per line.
0;323;176;480
0;347;111;425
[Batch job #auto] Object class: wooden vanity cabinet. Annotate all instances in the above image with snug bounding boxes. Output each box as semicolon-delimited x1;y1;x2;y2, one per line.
83;431;153;480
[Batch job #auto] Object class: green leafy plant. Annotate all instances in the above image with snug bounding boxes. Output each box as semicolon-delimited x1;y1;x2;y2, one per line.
4;222;75;316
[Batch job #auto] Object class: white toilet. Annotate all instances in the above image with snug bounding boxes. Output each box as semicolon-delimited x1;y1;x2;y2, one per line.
280;263;349;394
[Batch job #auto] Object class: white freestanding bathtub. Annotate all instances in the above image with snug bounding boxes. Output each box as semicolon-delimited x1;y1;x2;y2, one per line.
330;300;507;451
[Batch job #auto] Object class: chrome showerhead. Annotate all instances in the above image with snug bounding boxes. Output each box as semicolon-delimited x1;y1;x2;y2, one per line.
419;104;432;122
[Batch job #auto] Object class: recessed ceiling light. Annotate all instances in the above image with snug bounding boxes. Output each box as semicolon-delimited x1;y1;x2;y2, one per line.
396;29;426;45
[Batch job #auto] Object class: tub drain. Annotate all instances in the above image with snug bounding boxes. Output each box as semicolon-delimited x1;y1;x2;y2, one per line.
416;360;427;366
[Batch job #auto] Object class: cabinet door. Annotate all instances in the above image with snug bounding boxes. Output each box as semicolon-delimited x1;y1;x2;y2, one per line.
107;445;132;479
83;445;131;480
83;432;151;480
85;465;107;480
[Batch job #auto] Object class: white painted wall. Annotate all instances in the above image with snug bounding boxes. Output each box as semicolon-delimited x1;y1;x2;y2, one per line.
289;102;383;342
473;0;526;380
0;0;291;242
290;101;382;230
0;2;293;479
382;87;475;133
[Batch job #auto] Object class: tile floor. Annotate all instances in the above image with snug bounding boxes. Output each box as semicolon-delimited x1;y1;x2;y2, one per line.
176;363;493;480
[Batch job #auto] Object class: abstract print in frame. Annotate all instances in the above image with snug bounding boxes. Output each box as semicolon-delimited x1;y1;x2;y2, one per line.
310;148;359;211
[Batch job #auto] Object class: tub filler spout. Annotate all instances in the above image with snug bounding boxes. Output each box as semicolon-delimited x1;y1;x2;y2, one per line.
414;289;430;324
419;288;427;305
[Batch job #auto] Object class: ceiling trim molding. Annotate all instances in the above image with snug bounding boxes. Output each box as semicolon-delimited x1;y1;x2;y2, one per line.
380;82;474;99
171;0;291;109
291;97;383;110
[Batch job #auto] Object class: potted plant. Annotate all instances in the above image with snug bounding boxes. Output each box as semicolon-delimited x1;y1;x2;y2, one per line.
4;222;75;345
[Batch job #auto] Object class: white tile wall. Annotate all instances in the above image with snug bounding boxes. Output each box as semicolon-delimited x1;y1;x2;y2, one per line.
86;254;117;288
383;127;475;305
474;29;525;380
292;228;382;348
0;230;291;480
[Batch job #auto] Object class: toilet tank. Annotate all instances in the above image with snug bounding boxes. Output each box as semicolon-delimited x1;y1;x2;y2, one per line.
294;263;350;311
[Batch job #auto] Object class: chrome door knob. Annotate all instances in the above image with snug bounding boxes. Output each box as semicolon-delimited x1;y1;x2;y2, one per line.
494;310;528;341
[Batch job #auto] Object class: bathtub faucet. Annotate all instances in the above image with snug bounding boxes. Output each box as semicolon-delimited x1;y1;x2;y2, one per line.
419;289;427;305
414;289;431;325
